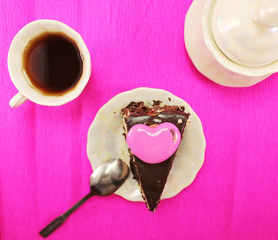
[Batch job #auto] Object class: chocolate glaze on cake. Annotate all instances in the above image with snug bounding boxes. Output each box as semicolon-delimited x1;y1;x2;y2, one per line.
121;101;190;212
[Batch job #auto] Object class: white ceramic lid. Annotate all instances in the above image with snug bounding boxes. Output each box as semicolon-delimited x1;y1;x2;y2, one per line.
212;0;278;67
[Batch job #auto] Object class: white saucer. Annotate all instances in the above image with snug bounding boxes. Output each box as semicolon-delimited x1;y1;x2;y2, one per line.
87;88;206;202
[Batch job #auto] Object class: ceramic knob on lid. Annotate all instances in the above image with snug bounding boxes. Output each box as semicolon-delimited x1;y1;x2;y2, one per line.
212;0;278;67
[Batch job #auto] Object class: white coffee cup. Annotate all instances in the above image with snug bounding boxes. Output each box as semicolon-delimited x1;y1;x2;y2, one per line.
8;19;91;107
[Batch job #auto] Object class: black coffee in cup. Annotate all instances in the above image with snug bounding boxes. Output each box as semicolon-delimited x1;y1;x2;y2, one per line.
23;32;83;95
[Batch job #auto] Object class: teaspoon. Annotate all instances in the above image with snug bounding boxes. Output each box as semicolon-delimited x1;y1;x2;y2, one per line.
39;158;129;238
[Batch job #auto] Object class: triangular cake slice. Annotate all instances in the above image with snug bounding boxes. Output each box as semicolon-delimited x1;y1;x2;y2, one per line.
121;101;190;212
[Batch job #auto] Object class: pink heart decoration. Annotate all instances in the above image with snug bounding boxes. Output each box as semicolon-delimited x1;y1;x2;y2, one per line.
126;122;181;164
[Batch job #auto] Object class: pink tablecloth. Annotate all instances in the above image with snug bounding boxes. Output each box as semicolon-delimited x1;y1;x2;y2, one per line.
1;0;278;239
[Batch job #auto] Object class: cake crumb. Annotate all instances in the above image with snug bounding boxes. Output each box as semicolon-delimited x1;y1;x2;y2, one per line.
179;106;185;112
152;100;162;106
177;119;183;124
168;97;171;102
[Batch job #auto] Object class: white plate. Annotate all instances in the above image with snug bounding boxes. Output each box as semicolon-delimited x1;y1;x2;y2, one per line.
87;88;206;201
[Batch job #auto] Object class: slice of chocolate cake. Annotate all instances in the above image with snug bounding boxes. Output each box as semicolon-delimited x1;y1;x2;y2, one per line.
121;101;190;212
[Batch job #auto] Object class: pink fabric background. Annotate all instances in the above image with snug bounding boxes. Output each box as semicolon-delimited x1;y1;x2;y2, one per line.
1;0;278;239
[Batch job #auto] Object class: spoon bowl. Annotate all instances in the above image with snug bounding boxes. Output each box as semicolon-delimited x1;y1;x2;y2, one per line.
90;158;130;196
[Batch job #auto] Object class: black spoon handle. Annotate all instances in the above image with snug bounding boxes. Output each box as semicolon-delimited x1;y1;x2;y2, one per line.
39;191;95;238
